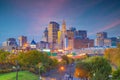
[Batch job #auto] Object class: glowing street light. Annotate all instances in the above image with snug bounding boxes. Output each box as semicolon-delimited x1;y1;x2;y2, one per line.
59;66;65;80
60;66;65;71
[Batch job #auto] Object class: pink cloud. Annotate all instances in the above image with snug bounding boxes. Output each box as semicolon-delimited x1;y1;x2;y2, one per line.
28;0;67;35
89;20;120;35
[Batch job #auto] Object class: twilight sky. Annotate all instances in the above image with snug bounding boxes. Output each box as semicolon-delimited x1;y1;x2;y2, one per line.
0;0;120;45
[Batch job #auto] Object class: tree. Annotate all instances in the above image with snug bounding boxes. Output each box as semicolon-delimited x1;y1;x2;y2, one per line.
61;55;74;65
104;47;120;67
0;50;11;70
112;67;120;79
0;50;10;63
87;56;112;80
74;61;90;79
74;56;112;80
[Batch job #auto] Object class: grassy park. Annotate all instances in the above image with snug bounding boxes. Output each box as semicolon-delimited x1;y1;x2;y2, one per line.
0;71;38;80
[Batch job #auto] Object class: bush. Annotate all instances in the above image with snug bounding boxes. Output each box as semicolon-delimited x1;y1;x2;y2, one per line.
0;69;13;73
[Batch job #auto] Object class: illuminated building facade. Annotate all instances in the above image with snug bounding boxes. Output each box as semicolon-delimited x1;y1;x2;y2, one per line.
48;21;59;49
30;39;37;49
74;38;94;49
18;36;27;47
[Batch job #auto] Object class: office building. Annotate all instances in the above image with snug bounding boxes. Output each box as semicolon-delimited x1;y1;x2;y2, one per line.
95;32;108;46
74;38;94;49
96;32;107;39
104;38;111;47
2;38;18;52
3;38;17;47
48;21;59;49
111;37;117;46
74;30;87;39
42;28;48;42
18;36;27;47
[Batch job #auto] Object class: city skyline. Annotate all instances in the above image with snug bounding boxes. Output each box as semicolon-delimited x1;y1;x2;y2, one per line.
0;0;120;44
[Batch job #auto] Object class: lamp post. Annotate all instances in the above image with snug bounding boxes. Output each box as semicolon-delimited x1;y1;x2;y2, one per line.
16;60;19;80
13;60;19;80
38;63;42;80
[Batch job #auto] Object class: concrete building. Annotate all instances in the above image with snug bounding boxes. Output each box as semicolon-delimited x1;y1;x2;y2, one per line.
96;32;107;39
95;38;104;47
104;38;111;47
95;32;108;47
48;21;59;49
61;20;67;49
110;37;117;46
30;39;37;49
42;28;48;42
68;38;74;50
73;38;94;49
66;30;74;39
117;36;120;43
37;41;49;50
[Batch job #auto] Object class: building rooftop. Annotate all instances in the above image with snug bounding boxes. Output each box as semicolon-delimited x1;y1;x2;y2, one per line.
31;40;36;45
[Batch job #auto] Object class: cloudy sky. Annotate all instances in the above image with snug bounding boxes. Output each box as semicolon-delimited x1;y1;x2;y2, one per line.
0;0;120;44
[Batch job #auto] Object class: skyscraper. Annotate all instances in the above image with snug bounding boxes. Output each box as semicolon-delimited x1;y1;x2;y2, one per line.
18;36;27;47
61;20;67;49
62;20;66;33
42;27;48;42
48;21;59;49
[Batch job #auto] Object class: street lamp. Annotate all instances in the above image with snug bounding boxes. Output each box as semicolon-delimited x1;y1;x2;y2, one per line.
38;63;42;80
59;66;65;80
13;60;20;80
60;66;65;71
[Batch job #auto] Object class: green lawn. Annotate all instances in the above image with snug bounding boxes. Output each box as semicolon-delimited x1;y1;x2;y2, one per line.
0;71;38;80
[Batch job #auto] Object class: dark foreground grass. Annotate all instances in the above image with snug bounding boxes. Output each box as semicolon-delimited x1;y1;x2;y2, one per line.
0;71;38;80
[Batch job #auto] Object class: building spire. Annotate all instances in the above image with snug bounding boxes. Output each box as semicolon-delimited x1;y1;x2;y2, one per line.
62;20;66;32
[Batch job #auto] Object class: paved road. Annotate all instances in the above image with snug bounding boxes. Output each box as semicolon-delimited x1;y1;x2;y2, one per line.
41;63;79;80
